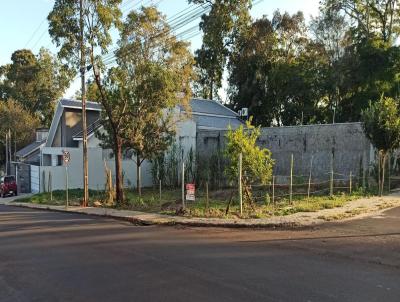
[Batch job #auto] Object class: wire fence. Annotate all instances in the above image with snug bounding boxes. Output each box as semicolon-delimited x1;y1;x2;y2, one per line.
149;152;382;215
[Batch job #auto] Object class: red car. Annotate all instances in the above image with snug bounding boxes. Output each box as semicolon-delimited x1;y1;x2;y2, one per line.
0;175;18;197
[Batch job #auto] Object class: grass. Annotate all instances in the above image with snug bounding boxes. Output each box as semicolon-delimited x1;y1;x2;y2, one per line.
17;187;373;219
179;190;369;219
17;189;105;206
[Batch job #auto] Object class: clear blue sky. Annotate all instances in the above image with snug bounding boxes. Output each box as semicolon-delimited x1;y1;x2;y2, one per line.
0;0;320;97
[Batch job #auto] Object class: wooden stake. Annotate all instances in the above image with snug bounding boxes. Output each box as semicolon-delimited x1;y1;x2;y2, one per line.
349;171;352;195
159;179;162;209
388;152;391;192
378;152;381;195
330;155;334;197
308;155;313;200
272;176;275;206
362;164;366;191
206;181;209;213
290;154;293;204
182;162;185;210
239;153;243;215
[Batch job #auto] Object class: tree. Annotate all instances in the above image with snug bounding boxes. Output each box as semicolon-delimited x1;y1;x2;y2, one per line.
93;67;130;204
361;96;400;196
0;48;72;126
323;0;400;43
114;6;194;196
48;0;122;68
0;100;41;166
190;0;252;99
48;0;122;204
224;119;274;208
314;1;400;124
229;11;324;126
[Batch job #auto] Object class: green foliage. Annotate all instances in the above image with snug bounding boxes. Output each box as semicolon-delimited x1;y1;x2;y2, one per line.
190;0;252;99
229;11;327;126
110;7;194;193
361;96;400;195
323;0;400;43
0;100;41;164
0;48;73;125
224;119;274;185
227;2;400;126
361;96;400;152
48;0;122;67
196;151;226;189
150;143;180;188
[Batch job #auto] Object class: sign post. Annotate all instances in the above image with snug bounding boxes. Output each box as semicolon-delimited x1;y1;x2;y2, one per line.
63;150;71;209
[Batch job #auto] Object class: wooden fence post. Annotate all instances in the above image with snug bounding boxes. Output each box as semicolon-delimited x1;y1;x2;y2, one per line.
290;154;293;204
239;153;243;215
378;151;381;195
272;176;275;206
349;171;352;195
182;162;185;210
388;153;391;192
206;181;209;213
330;155;334;197
308;155;313;200
362;165;366;191
159;179;162;209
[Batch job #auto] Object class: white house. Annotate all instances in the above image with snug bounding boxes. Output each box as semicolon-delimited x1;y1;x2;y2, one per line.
14;98;243;193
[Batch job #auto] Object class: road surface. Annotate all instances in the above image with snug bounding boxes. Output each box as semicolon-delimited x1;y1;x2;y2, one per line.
0;204;399;302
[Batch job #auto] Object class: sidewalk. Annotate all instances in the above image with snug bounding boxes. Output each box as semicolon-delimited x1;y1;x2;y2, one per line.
2;194;400;228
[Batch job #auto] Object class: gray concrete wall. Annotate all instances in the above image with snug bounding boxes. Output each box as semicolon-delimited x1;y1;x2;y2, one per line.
196;123;373;181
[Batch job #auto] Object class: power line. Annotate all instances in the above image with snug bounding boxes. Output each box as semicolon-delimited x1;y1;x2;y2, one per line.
31;29;48;52
25;18;46;48
101;3;211;64
76;0;266;81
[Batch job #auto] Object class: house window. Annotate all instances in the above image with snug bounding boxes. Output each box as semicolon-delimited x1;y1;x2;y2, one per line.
57;155;63;166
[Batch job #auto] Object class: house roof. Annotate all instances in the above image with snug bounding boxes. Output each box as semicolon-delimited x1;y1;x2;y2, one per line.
190;98;238;117
185;98;243;130
60;98;102;111
193;115;244;130
16;140;46;158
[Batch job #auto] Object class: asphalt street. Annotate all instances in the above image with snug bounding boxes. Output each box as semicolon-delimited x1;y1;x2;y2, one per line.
0;204;399;302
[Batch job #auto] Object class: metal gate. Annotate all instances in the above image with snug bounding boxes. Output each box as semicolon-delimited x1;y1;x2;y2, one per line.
30;165;40;193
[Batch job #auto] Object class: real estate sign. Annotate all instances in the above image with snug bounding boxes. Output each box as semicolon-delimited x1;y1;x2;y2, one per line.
185;183;195;201
63;150;71;164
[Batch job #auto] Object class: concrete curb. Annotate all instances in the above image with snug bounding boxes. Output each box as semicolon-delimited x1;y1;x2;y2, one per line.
1;201;307;229
2;195;400;229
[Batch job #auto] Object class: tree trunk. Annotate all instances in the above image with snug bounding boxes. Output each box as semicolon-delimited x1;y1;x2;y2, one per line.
136;153;142;197
210;78;214;100
115;137;124;205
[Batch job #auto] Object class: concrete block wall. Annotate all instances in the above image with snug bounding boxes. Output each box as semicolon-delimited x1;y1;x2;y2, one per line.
196;123;373;181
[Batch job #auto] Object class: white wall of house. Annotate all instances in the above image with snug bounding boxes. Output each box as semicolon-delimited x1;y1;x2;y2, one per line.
38;111;197;193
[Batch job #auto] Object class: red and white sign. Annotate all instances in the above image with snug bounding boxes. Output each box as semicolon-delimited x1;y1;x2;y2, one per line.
63;150;71;164
185;183;195;201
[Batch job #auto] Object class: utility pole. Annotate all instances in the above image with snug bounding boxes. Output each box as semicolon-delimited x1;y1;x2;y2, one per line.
80;0;89;207
8;129;11;173
5;133;8;175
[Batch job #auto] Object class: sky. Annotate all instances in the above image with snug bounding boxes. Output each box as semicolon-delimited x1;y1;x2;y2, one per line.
0;0;320;99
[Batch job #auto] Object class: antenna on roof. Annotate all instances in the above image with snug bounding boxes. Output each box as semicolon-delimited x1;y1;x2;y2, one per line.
238;108;248;120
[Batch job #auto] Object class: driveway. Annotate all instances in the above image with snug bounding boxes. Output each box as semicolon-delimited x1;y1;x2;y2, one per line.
0;204;399;301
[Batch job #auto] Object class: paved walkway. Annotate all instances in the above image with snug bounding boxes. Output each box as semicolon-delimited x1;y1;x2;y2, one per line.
2;193;400;228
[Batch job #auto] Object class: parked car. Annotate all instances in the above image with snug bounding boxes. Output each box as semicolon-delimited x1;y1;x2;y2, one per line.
0;175;17;197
